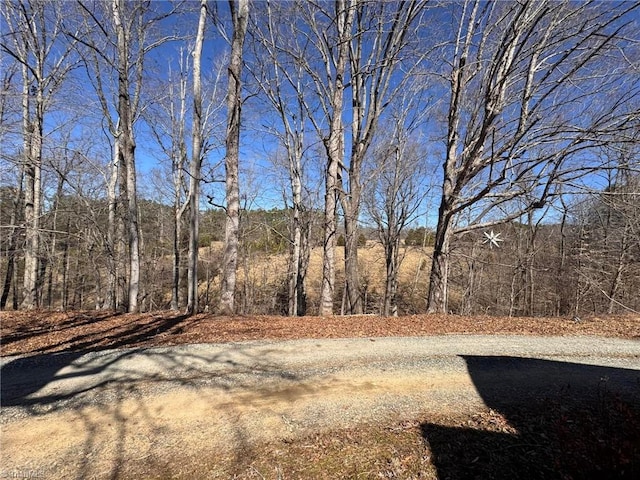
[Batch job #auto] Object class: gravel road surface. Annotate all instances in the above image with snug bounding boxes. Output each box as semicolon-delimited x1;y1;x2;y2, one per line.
2;335;639;478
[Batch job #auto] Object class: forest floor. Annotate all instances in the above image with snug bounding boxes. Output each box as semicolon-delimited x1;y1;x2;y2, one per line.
1;311;639;479
1;310;638;357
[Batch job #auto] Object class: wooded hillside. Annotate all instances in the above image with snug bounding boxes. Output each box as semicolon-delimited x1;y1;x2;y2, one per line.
1;1;638;316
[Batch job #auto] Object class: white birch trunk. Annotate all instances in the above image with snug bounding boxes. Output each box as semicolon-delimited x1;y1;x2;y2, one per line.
219;0;249;314
186;0;207;314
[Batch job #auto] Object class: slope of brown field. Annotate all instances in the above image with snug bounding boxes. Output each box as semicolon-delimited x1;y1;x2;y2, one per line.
199;241;432;313
304;242;432;300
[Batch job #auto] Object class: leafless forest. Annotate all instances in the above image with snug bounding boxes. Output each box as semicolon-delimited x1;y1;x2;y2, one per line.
1;0;638;317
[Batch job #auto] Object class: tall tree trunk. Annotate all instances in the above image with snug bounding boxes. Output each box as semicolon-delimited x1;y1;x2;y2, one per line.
46;179;65;308
288;186;302;316
36;251;47;307
124;136;140;313
319;140;340;316
169;52;189;311
113;0;140;313
171;208;182;310
383;237;400;317
318;0;353;316
297;214;310;315
556;206;570;316
288;189;310;316
186;0;207;315
20;70;35;309
286;135;304;316
21;64;43;310
219;0;248;314
61;218;70;311
425;4;465;315
171;146;187;311
340;128;362;314
342;192;363;314
525;217;537;316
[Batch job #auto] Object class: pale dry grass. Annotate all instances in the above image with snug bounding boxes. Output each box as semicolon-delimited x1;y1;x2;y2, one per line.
272;241;433;312
199;240;433;313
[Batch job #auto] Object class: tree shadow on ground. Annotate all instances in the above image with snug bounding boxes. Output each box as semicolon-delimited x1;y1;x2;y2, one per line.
1;312;192;356
422;356;640;480
0;313;192;408
1;311;120;347
1;336;306;479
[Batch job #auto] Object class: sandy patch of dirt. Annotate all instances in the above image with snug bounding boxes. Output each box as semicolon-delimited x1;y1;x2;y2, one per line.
2;368;476;479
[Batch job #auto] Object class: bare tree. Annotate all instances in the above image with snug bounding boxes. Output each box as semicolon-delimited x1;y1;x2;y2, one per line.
70;0;174;312
366;145;425;316
426;0;639;313
267;0;429;315
265;0;357;316
0;170;23;311
1;0;77;309
0;63;23;310
146;54;190;311
364;93;430;316
219;0;249;314
577;147;640;315
261;0;355;316
112;0;141;312
248;0;313;316
318;0;355;316
340;0;429;315
146;41;226;312
186;0;208;314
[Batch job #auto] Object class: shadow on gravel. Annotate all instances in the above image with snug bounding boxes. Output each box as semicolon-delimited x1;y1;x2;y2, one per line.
0;313;192;408
1;351;85;406
422;356;640;480
1;340;305;479
0;343;298;409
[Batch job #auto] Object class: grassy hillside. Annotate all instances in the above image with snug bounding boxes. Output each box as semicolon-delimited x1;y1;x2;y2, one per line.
199;241;433;315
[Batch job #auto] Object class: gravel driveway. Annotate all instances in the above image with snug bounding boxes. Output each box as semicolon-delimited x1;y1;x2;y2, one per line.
2;335;639;478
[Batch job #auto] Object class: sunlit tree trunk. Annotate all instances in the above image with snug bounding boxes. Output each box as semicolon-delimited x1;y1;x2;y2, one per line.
20;57;45;310
287;141;307;316
186;0;207;314
317;0;354;316
427;209;454;314
220;0;249;314
112;0;140;313
103;141;119;310
2;4;50;311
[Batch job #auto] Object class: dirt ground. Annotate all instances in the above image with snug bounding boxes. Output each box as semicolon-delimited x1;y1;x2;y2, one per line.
1;310;638;357
1;312;639;479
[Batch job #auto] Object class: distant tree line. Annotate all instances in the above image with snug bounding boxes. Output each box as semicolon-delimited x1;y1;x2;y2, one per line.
2;189;637;316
